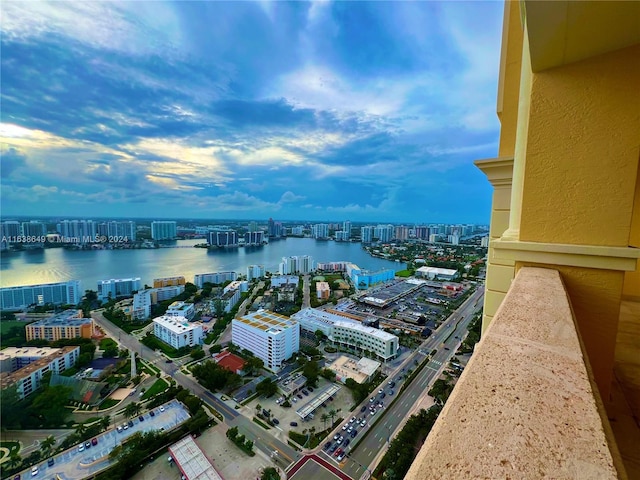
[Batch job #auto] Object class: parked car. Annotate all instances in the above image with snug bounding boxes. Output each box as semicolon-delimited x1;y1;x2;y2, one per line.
160;406;165;412
84;441;91;449
333;448;343;457
47;458;54;467
128;420;134;427
324;442;332;450
91;438;98;446
139;415;145;422
301;389;309;396
296;394;303;399
333;434;340;440
122;424;128;431
150;410;155;417
290;421;298;427
342;424;348;431
349;417;356;423
165;359;173;363
360;420;367;427
117;426;123;433
272;418;279;425
380;392;386;399
337;452;345;461
307;386;314;392
344;439;350;447
30;466;38;477
389;390;394;396
350;429;358;438
360;406;367;412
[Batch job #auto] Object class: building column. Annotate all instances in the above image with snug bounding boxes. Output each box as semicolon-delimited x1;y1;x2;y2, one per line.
474;157;514;333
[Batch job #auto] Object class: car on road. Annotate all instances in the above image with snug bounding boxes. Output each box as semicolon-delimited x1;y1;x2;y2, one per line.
47;458;54;467
160;406;165;412
444;347;450;351
165;359;173;363
91;438;98;446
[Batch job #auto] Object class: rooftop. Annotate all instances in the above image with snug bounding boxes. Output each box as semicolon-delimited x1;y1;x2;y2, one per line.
0;346;79;389
235;310;297;332
213;351;246;373
28;309;89;327
153;315;198;333
168;435;223;480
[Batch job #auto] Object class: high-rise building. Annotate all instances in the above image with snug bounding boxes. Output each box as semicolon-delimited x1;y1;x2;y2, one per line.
248;221;258;232
1;281;81;310
194;272;237;287
311;224;329;239
361;226;374;243
21;221;46;237
246;265;265;281
153;276;186;288
232;310;300;371
374;224;394;242
97;221;136;241
279;255;313;274
97;278;142;300
56;220;97;243
244;231;265;245
208;230;238;247
151;221;177;240
343;220;352;240
395;225;409;241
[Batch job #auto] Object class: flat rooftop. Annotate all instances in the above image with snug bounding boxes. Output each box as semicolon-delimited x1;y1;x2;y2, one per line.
28;309;89;327
235;310;296;332
153;315;198;333
0;346;79;388
332;320;397;341
169;435;224;480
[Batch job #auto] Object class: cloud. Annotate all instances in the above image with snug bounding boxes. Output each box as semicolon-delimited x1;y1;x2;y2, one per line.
0;146;27;178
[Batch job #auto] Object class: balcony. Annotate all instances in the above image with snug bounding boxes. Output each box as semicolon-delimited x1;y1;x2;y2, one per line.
405;267;630;479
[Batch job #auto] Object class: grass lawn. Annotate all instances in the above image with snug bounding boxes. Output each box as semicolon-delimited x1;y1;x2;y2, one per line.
395;269;414;277
98;399;121;410
141;378;169;400
0;441;20;458
0;321;25;335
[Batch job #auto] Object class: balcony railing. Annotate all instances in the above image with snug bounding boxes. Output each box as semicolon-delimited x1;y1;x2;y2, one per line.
405;267;626;480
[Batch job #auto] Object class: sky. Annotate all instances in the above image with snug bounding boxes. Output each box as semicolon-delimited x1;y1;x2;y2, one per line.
0;1;504;224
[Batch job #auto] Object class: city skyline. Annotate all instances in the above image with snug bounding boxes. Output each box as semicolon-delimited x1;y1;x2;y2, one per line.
1;1;503;222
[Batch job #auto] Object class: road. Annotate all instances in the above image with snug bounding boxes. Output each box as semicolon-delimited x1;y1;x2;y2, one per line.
91;309;302;467
303;274;311;308
331;287;485;479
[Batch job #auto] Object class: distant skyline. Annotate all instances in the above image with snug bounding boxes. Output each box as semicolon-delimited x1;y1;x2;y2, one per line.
1;1;503;223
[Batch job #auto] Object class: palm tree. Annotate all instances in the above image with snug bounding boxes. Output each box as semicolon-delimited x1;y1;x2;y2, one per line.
328;408;337;426
74;423;87;437
124;402;141;419
8;452;21;469
321;413;330;430
100;416;111;431
256;403;262;415
40;435;56;455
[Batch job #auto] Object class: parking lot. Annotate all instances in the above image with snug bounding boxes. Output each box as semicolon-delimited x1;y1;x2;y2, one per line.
16;400;190;480
247;378;356;439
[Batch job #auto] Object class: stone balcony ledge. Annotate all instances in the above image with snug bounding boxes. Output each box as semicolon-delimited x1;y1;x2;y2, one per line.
405;267;626;480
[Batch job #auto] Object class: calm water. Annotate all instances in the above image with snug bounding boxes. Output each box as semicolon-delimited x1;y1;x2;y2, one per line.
0;238;405;290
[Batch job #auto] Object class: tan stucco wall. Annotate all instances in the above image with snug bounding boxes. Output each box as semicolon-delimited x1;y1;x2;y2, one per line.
519;45;640;247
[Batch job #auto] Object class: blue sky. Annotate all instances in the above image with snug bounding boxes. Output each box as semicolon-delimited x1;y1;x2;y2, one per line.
1;1;503;223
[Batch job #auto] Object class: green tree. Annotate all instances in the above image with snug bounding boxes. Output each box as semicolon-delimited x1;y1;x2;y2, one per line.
8;451;22;469
261;467;280;480
0;384;21;428
30;385;73;426
321;413;330;430
190;348;206;361
255;378;277;398
100;416;111;431
124;402;141;419
303;360;320;387
40;435;56;455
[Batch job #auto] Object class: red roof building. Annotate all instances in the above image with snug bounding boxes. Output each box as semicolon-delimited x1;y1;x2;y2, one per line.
213;351;246;375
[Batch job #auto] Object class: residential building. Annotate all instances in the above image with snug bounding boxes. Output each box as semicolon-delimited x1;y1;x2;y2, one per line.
407;3;640;479
21;221;47;237
334;230;349;241
276;283;297;302
166;301;195;320
208;230;238;247
97;277;141;301
194;272;237;287
26;310;93;342
290;226;304;236
374;224;394;242
328;356;380;384
244;231;265;245
316;261;349;272
0;346;80;399
151;221;177;240
270;275;299;288
56;219;97;243
153;315;203;348
361;226;374;243
414;226;429;240
316;281;331;300
246;265;265;281
153;276;186;288
394;226;410;241
278;255;313;274
224;281;248;294
346;264;395;290
428;233;439;243
312;224;329;239
96;221;136;241
232;310;300;371
292;308;399;361
447;234;460;245
219;288;241;313
343;220;351;240
1;280;81;310
132;286;186;320
267;218;282;238
480;235;490;248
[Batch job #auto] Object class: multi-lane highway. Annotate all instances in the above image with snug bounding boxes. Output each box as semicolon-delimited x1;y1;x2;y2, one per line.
330;287;484;479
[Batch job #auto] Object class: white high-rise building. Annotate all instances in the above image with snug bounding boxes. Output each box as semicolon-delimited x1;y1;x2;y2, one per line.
194;272;237;287
394;226;409;241
153;316;203;348
1;281;81;310
97;221;136;241
247;265;265;281
312;224;329;239
232;310;300;371
361;226;374;243
56;220;97;243
97;278;142;300
343;220;351;240
279;255;313;274
151;221;177;240
21;221;47;237
208;230;238;247
374;225;394;243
